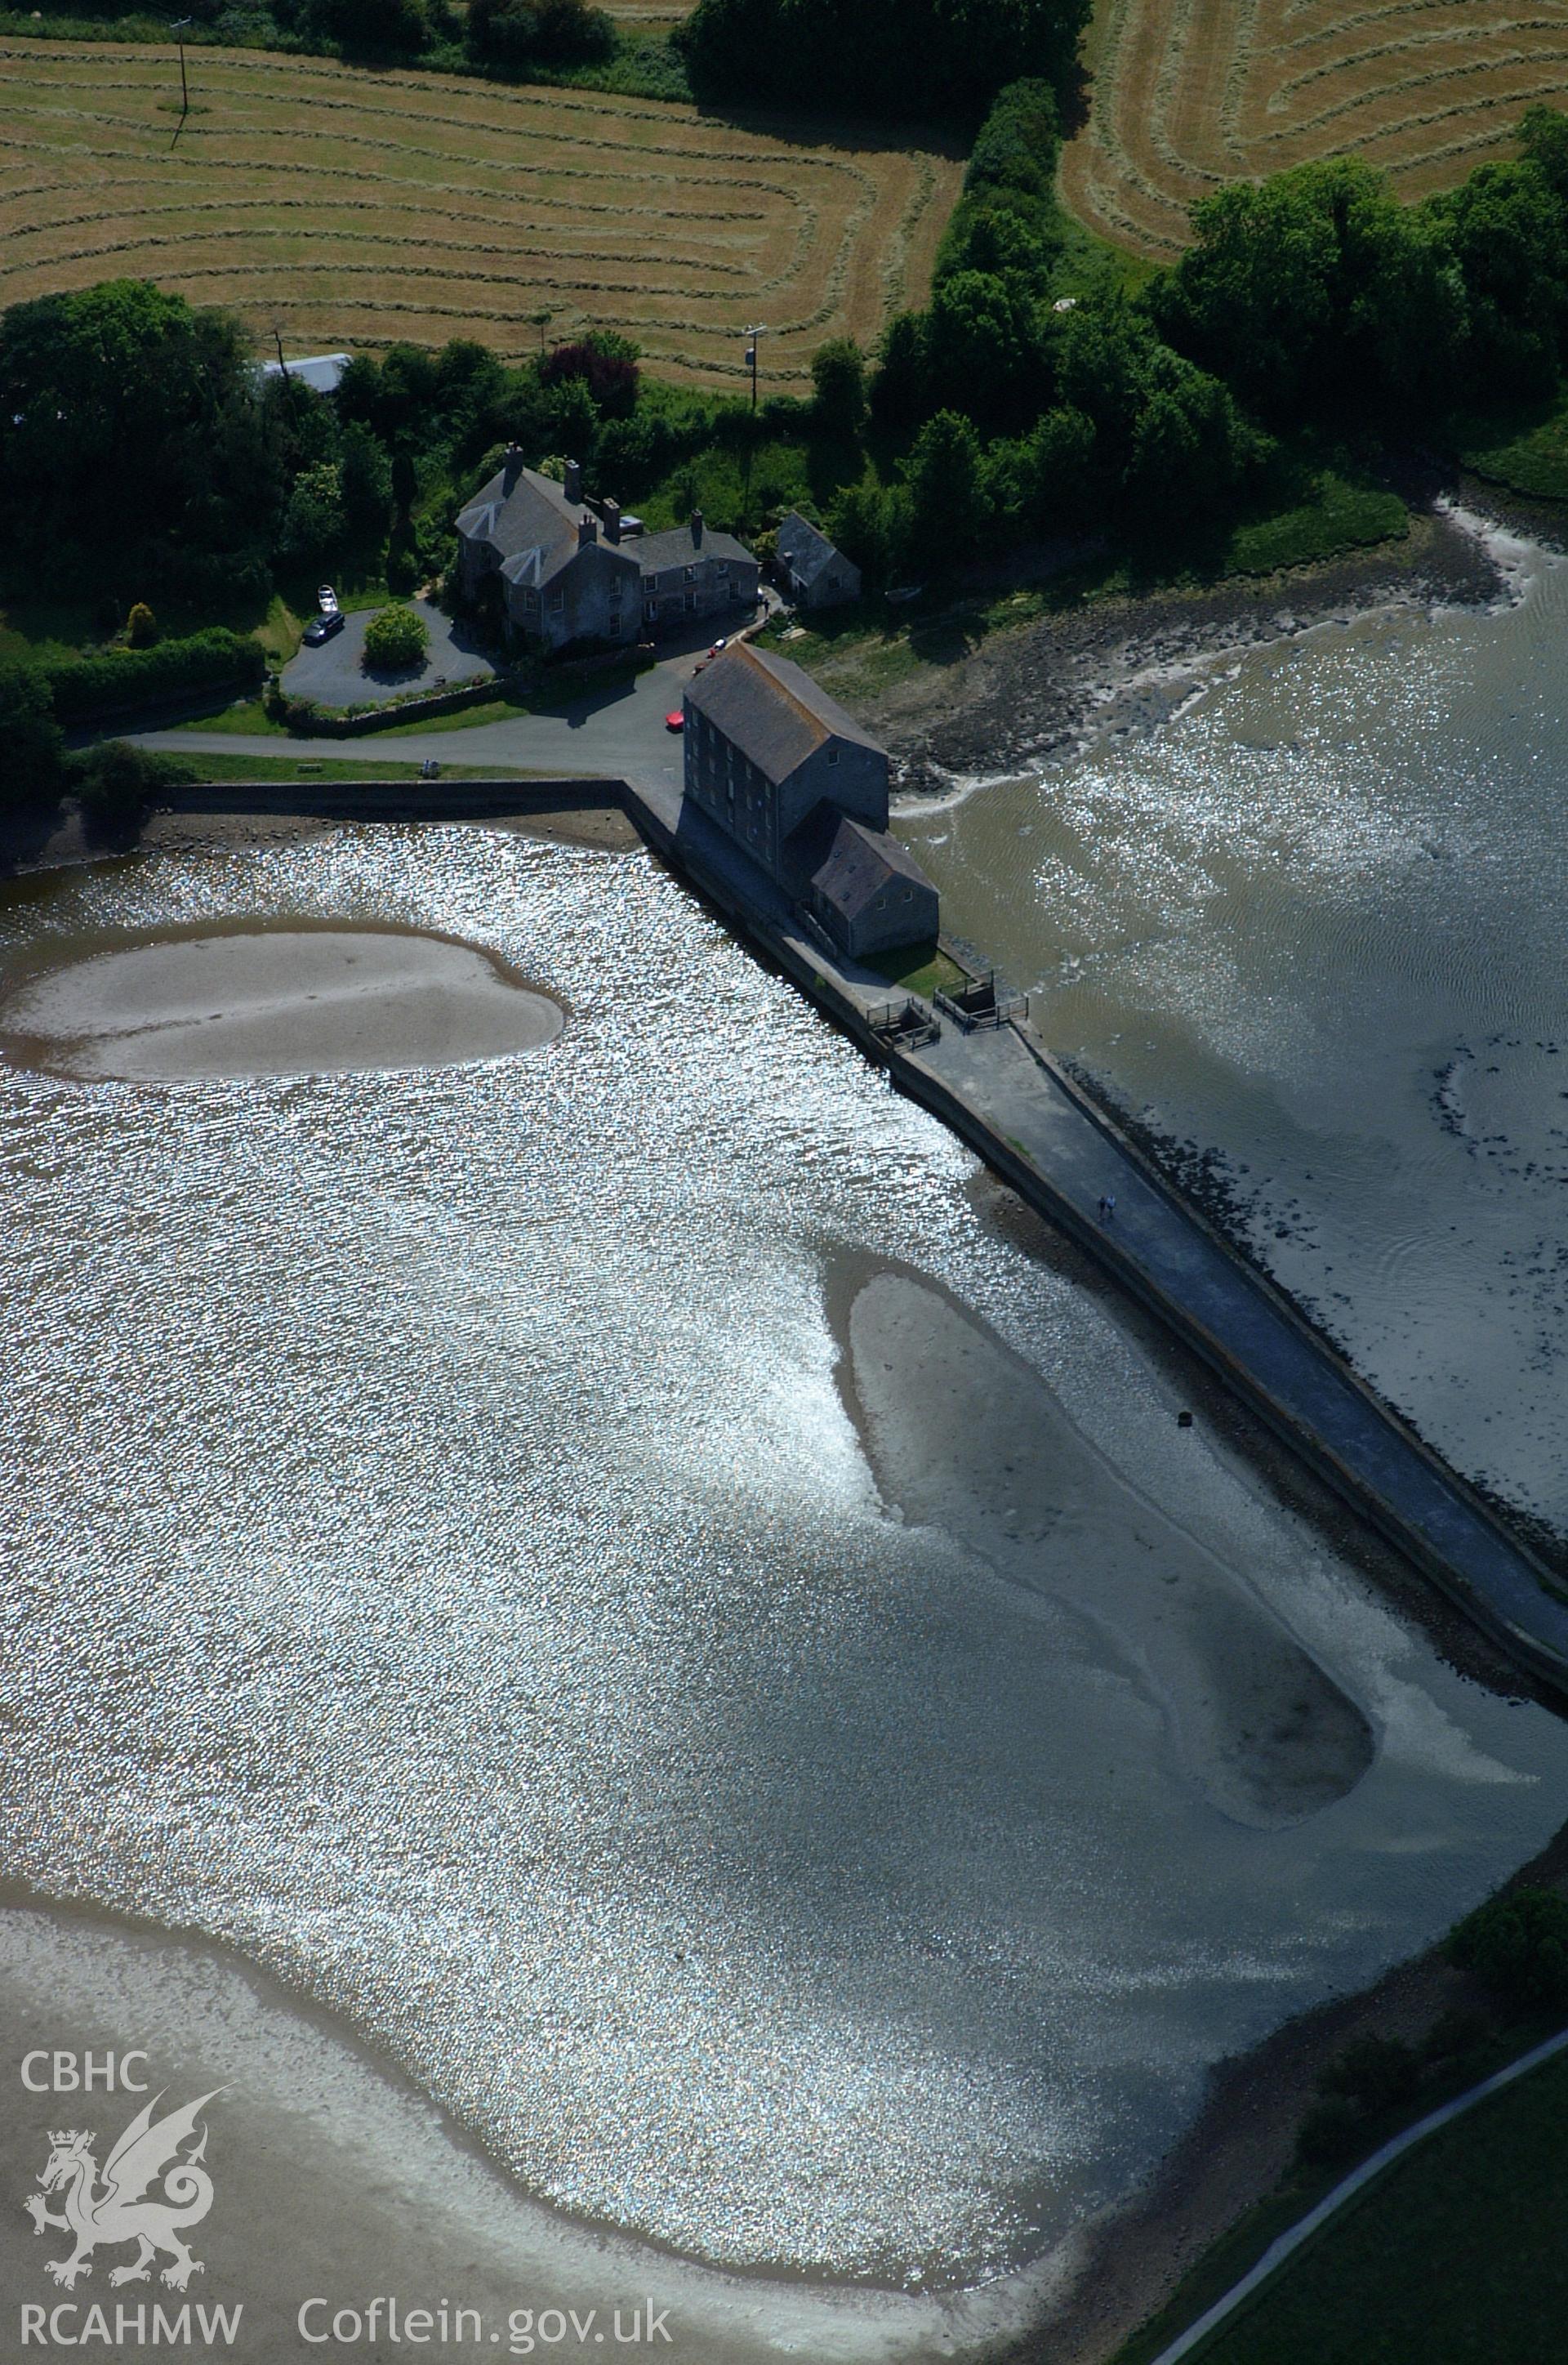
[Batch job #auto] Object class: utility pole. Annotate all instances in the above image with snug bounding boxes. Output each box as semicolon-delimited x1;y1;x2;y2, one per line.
169;16;192;146
528;308;554;359
744;324;768;411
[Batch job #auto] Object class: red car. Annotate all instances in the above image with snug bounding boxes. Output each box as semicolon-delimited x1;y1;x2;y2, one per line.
665;710;685;732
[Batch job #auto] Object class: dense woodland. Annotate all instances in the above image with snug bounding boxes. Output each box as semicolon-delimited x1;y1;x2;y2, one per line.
9;44;1568;806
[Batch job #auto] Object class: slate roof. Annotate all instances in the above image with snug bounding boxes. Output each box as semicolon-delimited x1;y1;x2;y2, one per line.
684;642;884;785
458;464;754;592
456;461;619;590
786;807;937;921
637;521;754;576
777;510;855;590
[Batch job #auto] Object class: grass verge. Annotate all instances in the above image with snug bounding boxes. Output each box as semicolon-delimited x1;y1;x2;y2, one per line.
161;751;541;783
861;940;967;998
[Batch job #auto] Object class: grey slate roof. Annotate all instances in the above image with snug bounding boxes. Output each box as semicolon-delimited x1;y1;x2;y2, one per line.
261;352;351;395
457;461;606;590
637;522;753;576
790;809;937;921
777;510;853;589
684;642;884;785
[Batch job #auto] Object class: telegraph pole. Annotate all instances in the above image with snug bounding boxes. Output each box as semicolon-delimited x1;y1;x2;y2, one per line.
744;324;768;411
169;16;192;145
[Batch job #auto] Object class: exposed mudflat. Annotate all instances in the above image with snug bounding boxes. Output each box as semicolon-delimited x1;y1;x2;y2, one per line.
864;507;1505;794
842;1271;1374;1831
0;926;563;1079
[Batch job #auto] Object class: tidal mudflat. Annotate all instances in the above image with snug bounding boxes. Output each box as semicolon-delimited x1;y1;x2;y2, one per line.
2;828;1566;2357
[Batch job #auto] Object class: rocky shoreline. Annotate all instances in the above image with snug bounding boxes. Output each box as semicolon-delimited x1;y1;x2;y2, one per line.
868;502;1511;797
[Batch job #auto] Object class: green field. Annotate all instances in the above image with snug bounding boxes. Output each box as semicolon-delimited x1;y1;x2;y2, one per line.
1458;396;1568;504
1143;2050;1568;2365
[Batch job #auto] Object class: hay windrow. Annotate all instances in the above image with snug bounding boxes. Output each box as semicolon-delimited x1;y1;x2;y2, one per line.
0;40;963;385
1062;0;1568;258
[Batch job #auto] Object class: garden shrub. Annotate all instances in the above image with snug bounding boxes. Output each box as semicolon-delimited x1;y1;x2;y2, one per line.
363;604;430;671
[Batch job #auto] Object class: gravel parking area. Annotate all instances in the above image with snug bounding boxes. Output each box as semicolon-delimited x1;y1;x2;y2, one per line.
283;600;497;709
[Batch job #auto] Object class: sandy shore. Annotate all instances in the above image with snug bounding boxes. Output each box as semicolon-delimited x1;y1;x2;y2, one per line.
939;1181;1568;2363
0;926;564;1080
0;1901;1052;2365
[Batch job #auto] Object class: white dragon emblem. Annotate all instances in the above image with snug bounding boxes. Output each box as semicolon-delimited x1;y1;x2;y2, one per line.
24;2090;223;2291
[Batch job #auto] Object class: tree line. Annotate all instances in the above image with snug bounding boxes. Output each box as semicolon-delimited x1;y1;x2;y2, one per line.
8;93;1568;815
813;87;1568;580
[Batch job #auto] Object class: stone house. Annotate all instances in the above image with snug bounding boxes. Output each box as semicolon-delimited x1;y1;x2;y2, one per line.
682;642;938;954
455;453;759;654
775;511;862;610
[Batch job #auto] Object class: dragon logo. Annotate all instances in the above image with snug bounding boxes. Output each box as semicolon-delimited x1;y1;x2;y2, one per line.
24;2089;223;2291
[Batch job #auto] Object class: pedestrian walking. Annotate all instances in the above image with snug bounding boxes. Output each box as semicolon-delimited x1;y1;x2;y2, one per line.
1105;1193;1116;1220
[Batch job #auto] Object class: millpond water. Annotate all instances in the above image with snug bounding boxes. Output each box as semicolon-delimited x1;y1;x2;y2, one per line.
2;793;1566;2349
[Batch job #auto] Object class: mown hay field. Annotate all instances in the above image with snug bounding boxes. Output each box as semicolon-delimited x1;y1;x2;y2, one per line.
0;41;962;383
600;0;697;22
1062;0;1568;258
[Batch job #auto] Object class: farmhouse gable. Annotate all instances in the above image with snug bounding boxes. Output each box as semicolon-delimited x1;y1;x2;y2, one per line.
776;511;861;610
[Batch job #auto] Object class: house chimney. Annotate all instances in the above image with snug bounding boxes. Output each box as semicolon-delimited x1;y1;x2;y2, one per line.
577;514;598;547
690;508;704;548
502;443;523;490
603;498;621;545
564;458;582;503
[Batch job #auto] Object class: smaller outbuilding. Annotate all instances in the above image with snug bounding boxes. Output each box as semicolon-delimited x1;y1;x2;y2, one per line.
789;805;941;959
775;511;862;611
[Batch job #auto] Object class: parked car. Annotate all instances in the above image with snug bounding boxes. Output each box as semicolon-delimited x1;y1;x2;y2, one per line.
302;610;346;647
665;711;684;733
317;583;340;616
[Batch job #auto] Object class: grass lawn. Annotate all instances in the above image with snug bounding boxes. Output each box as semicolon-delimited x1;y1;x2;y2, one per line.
1160;2050;1568;2365
373;695;536;736
162;751;541;783
167;698;283;738
764;468;1409;706
1220;471;1408;575
861;940;968;999
1454;395;1568;503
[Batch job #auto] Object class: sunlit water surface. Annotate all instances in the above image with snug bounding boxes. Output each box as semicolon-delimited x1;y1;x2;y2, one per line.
902;542;1568;1533
2;831;1566;2293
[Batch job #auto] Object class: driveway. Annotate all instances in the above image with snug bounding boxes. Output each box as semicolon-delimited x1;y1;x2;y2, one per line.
139;645;701;796
283;597;497;709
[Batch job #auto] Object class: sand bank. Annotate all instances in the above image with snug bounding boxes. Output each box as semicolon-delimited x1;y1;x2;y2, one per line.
0;926;564;1080
838;1268;1374;1829
0;1904;1051;2365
